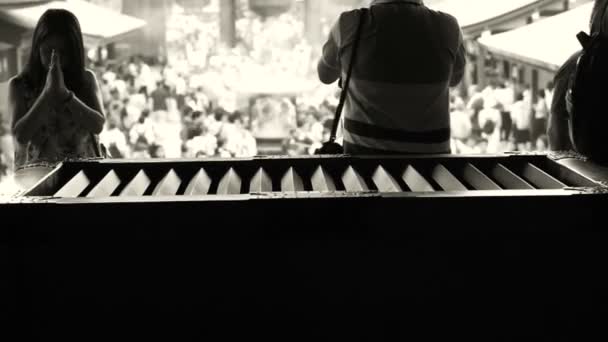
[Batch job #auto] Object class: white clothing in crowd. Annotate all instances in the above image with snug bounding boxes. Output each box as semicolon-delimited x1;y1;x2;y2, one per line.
450;109;472;140
535;99;548;120
495;85;515;110
510;100;532;130
100;127;130;158
544;88;554;111
102;70;116;85
478;103;502;154
186;134;218;157
225;129;258;157
129;120;156;146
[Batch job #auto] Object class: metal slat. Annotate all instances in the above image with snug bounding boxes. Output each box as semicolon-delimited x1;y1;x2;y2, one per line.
152;169;181;196
54;171;90;198
548;158;603;187
250;168;273;193
402;165;434;192
432;164;467;191
372;166;401;192
281;167;305;192
462;163;501;190
311;166;336;192
491;164;534;190
87;170;121;198
521;163;566;189
342;166;368;192
217;168;242;195
184;169;212;195
120;170;151;197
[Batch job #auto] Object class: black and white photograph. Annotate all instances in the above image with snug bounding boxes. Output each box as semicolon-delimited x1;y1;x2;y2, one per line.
1;0;607;340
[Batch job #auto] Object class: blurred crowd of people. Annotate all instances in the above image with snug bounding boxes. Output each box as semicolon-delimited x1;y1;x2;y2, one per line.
91;4;338;161
93;56;339;159
449;79;551;155
95;56;253;160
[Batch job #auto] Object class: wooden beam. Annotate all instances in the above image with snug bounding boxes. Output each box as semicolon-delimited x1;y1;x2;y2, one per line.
432;165;468;191
120;170;151;197
217;168;242;195
184;169;212;196
54;171;90;198
402;166;434;192
342;166;368;192
491;164;534;190
521;163;566;189
219;0;237;47
462;163;501;190
152;169;181;196
281;167;305;192
311;166;336;192
372;166;401;193
87;170;121;198
250;168;273;193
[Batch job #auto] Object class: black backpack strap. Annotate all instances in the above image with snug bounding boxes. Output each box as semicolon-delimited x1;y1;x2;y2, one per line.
329;10;366;143
576;31;592;50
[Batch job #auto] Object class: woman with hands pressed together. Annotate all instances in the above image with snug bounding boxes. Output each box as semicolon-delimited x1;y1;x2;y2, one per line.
8;9;105;189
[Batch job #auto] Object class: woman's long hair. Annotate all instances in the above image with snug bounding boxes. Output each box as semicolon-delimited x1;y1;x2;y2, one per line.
20;9;87;97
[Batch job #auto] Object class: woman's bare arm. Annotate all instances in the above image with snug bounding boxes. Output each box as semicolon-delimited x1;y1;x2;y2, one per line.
9;77;53;145
64;70;106;134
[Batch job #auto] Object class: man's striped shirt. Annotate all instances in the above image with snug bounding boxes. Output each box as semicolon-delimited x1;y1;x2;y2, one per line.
320;0;466;154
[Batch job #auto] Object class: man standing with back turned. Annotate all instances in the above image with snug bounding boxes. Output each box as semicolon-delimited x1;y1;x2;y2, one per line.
318;0;466;155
